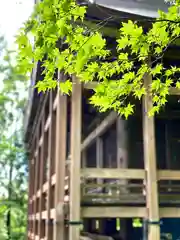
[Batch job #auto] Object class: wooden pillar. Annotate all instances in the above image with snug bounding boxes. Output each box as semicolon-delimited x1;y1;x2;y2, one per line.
116;117;128;176
142;70;160;240
96;137;105;234
82;151;89;233
45;91;54;240
28;153;33;235
54;74;67;240
69;76;82;240
33;134;39;237
165;122;171;170
116;117;129;239
31;157;35;236
38;112;45;238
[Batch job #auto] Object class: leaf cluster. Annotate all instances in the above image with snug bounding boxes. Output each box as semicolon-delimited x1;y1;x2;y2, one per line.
15;0;180;117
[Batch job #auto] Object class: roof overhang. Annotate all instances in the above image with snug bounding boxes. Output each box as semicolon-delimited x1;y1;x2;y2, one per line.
90;0;169;18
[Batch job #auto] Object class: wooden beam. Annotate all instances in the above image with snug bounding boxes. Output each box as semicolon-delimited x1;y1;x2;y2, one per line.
32;133;40;237
81;112;118;151
44;115;51;132
69;76;82;240
38;111;45;238
96;137;103;181
54;74;67;240
81;207;146;218
46;91;53;240
66;111;117;162
169;86;180;95
84;82;180;95
34;207;180;219
142;67;160;240
81;168;145;179
96;137;105;234
160;208;180;218
158;170;180;180
53;94;58;110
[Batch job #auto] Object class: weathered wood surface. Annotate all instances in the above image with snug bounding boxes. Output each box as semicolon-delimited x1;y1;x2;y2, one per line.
69;77;82;240
54;74;67;240
142;68;160;240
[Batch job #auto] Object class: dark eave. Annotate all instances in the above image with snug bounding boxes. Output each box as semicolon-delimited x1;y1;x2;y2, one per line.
92;0;169;18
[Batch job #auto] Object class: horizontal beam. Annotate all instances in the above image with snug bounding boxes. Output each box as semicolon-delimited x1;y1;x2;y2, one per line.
28;207;180;221
81;207;146;218
160;208;180;218
82;207;180;218
158;170;180;180
169;87;180;95
84;82;180;95
81;168;145;179
81;169;180;180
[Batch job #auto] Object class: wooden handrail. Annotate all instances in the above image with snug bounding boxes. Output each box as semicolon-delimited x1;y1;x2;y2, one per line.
158;170;180;180
81;168;145;179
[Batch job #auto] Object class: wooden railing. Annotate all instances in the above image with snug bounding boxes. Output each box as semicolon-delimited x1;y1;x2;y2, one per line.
80;168;180;205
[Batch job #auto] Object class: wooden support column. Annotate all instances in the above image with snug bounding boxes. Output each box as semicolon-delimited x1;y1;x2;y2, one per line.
81;151;89;233
96;137;105;234
142;69;160;240
165;121;171;170
45;92;53;240
38;112;45;238
54;74;67;240
27;153;33;235
165;122;172;191
32;134;39;237
116;117;128;181
116;117;129;239
69;76;82;240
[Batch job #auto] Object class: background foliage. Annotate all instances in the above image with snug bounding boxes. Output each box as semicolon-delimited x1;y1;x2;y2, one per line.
0;35;28;240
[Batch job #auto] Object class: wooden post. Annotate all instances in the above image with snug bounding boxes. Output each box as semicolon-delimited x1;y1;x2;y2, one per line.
27;153;33;235
32;134;39;237
38;112;45;238
69;76;82;240
54;73;67;240
96;137;104;234
116;117;128;177
116;117;129;239
81;151;88;233
45;91;54;240
142;69;160;240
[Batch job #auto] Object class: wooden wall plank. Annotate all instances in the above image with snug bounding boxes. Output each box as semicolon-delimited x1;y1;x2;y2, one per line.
69;76;82;240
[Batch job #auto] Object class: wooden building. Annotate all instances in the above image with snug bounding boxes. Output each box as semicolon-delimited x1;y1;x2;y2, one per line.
26;1;180;240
